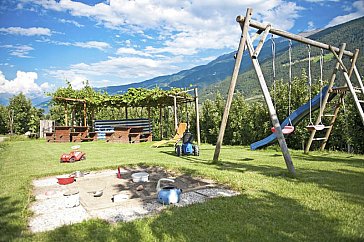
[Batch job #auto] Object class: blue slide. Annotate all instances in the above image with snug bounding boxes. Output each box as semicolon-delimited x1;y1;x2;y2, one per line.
250;85;337;150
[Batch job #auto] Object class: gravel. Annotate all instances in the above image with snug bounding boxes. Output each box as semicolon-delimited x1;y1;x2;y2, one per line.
29;172;239;233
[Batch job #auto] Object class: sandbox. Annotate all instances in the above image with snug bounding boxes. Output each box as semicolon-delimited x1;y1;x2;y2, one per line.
29;167;238;233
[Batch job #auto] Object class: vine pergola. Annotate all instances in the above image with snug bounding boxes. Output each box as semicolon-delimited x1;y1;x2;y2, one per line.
50;86;201;144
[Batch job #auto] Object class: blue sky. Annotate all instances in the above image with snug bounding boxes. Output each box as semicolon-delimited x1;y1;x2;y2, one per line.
0;0;363;98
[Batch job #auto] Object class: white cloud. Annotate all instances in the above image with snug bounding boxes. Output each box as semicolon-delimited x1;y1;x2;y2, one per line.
59;18;84;27
30;0;303;55
307;21;315;31
46;55;183;87
326;1;364;27
0;45;34;58
0;27;51;36
0;71;51;95
116;47;151;57
49;40;110;51
70;76;87;90
73;41;110;50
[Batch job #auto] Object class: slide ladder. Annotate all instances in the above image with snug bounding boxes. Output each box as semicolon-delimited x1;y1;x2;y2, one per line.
305;45;364;152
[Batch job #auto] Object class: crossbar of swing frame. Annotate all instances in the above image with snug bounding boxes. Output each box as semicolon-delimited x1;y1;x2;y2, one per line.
236;16;355;58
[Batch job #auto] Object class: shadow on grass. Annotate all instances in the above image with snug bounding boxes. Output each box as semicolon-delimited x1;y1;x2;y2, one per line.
0;196;23;241
147;191;353;241
293;153;364;168
33;191;357;241
199;160;364;205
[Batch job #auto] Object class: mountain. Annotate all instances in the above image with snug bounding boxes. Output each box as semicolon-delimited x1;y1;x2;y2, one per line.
96;36;289;95
201;16;364;101
95;16;364;102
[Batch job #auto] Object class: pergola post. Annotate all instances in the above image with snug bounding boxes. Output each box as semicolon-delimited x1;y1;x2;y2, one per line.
173;96;178;131
194;88;201;145
64;103;68;126
83;101;87;127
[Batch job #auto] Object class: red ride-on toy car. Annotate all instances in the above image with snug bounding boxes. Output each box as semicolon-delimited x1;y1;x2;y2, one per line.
60;145;86;163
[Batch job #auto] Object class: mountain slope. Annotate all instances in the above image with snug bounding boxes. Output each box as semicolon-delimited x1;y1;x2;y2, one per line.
68;16;364;103
201;16;364;101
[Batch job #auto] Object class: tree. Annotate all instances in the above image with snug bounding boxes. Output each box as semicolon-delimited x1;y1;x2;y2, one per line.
0;105;8;134
8;93;33;134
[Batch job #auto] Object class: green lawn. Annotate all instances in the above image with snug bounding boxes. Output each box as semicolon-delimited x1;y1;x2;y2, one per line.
0;139;363;241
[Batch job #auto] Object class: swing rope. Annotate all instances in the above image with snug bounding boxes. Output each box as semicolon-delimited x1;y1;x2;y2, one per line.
318;48;324;125
271;35;276;110
307;44;313;126
288;40;293;126
270;38;294;135
306;46;325;131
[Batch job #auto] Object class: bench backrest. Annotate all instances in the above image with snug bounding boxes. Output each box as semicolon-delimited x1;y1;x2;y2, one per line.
94;118;152;134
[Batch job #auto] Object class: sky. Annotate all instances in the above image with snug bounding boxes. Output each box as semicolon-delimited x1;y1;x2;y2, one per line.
0;0;363;99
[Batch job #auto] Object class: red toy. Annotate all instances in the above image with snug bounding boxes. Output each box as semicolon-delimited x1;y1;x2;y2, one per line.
60;145;86;163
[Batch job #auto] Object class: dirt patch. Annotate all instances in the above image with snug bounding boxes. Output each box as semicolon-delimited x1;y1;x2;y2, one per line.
29;167;239;233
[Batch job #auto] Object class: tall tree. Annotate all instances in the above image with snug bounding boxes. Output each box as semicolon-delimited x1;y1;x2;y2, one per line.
8;93;33;134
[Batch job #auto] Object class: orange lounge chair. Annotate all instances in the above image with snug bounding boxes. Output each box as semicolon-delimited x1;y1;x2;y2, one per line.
151;123;187;148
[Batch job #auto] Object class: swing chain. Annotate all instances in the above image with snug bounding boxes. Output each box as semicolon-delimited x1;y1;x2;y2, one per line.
307;44;313;125
270;35;277;110
288;40;292;119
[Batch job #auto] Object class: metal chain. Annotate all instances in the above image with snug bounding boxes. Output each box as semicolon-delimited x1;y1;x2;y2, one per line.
307;44;313;124
271;35;276;110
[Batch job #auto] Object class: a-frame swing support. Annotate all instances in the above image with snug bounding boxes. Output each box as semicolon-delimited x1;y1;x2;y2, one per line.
213;7;364;174
213;8;296;176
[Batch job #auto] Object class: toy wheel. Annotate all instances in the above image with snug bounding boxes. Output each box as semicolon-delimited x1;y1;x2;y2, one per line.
80;155;86;160
193;145;199;156
69;157;76;162
175;145;181;157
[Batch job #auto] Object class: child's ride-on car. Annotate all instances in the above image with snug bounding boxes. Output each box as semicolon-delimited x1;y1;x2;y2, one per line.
175;131;199;156
60;145;86;163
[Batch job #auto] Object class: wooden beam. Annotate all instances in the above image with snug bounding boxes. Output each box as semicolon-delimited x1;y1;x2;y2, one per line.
246;34;295;176
213;8;253;162
236;16;354;57
194;88;201;145
252;24;271;58
83;102;87;127
173;96;178;131
64;103;68;126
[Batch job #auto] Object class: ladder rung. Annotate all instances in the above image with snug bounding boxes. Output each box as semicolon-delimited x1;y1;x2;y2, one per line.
324;126;332;129
323;114;335;117
358;100;364;103
313;138;326;141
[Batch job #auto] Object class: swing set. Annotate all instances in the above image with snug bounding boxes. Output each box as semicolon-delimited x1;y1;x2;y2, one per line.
213;8;364;175
270;37;294;135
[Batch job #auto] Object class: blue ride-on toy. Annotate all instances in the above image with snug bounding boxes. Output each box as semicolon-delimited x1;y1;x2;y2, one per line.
175;131;199;156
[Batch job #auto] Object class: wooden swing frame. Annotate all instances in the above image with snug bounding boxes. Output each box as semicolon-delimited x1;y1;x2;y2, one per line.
213;8;364;175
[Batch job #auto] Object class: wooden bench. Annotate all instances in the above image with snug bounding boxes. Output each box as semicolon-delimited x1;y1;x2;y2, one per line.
94;119;152;143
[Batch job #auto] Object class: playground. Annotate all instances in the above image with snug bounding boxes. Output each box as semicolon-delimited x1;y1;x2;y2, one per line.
0;140;363;241
1;8;363;242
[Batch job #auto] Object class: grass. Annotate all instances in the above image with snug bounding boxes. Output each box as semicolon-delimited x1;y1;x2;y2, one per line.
0;139;363;241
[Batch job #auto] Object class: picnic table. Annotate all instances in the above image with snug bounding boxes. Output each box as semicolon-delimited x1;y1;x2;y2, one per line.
106;125;146;143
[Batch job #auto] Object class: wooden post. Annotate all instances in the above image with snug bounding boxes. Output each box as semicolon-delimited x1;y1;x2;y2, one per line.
159;106;163;139
64;103;68;126
320;46;358;151
213;8;253;162
173;96;178;131
245;34;295;176
125;106;128;119
83;101;87;127
147;106;151;133
252;24;271;58
194;88;201;145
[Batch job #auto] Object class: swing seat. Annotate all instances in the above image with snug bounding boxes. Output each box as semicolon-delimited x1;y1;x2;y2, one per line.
306;124;325;131
271;125;295;134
